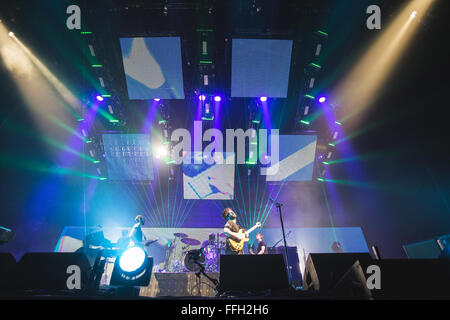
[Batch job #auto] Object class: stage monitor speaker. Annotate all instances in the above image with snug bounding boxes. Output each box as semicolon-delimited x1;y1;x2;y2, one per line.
218;254;289;293
13;252;91;292
269;246;302;287
302;252;372;292
0;253;16;292
334;259;450;300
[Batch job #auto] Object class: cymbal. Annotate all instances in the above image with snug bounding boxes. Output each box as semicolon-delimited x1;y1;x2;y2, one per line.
181;238;201;246
174;232;188;238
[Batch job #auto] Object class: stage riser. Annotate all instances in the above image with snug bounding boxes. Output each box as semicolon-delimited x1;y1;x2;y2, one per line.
139;272;219;297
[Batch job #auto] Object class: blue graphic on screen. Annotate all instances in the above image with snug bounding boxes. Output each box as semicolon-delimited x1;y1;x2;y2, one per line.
183;153;235;200
266;135;317;182
103;134;154;181
231;39;293;98
120;37;185;100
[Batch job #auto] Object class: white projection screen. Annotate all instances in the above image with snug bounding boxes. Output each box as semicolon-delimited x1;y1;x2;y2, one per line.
231;38;293;98
183;153;235;200
120;37;185;100
265;135;317;182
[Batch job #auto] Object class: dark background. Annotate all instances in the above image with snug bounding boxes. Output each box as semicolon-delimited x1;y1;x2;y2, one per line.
0;0;449;259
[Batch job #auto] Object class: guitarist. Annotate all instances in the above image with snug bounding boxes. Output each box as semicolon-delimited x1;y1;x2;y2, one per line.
222;208;246;255
249;233;268;255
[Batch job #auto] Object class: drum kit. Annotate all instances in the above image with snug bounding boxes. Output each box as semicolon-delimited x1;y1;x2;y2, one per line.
159;232;227;273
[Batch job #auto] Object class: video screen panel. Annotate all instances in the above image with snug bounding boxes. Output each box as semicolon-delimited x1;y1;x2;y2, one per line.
266;135;317;182
183;153;235;200
119;37;185;100
231;38;293;98
103;134;154;181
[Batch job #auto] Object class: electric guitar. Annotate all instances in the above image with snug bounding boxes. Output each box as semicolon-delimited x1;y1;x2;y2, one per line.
228;222;262;252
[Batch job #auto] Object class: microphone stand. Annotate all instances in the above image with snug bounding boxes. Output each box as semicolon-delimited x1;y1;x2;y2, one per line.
272;200;293;288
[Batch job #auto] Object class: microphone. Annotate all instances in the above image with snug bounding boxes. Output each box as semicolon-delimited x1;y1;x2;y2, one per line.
269;198;282;206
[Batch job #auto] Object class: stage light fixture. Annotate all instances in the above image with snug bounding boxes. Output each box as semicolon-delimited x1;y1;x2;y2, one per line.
110;245;153;288
214;96;221;102
260;96;267;102
300;120;310;125
154;98;161;101
96;95;104;102
119;246;146;273
199;94;206;101
155;145;168;158
8;31;14;37
318;96;326;103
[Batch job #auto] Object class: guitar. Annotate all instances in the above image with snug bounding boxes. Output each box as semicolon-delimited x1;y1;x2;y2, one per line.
227;222;262;252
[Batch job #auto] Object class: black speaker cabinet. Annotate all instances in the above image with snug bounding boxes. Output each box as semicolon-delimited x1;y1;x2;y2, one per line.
218;254;289;293
269;246;302;287
13;252;91;292
0;253;16;292
334;259;450;300
302;252;372;291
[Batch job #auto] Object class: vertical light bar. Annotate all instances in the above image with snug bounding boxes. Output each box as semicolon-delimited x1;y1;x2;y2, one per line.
315;44;322;56
304;106;310;115
202;41;208;55
88;45;96;57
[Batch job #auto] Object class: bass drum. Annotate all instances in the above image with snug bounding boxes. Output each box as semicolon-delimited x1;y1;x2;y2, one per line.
183;249;205;273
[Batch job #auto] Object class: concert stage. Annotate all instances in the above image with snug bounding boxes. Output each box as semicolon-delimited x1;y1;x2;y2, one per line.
1;0;449;310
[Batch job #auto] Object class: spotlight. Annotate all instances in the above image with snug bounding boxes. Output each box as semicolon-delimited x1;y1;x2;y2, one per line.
318;96;327;103
410;11;417;19
8;32;14;37
96;95;104;102
260;96;267;102
155;145;168;158
110;246;153;287
199;95;206;101
119;246;146;272
154;98;161;101
214;96;221;102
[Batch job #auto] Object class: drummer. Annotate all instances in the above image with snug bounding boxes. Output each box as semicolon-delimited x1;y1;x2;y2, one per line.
201;233;216;249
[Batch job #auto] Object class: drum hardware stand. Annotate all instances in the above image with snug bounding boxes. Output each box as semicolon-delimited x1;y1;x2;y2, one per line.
189;249;219;295
194;261;219;292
